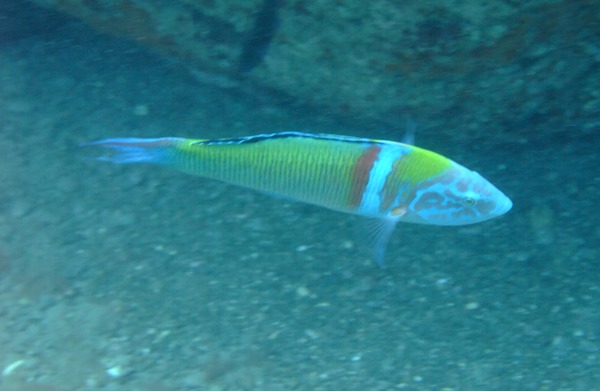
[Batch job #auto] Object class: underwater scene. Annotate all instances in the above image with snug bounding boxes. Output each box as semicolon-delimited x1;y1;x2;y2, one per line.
0;0;598;390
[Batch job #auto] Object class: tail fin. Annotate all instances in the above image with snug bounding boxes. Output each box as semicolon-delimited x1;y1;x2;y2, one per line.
87;137;185;165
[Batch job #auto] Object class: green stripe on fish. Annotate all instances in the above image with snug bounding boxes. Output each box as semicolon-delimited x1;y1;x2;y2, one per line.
90;131;512;266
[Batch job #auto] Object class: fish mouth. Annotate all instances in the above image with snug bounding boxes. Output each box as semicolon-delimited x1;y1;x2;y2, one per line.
495;194;513;216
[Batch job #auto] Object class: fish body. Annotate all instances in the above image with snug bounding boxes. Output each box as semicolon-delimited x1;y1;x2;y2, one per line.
92;132;512;265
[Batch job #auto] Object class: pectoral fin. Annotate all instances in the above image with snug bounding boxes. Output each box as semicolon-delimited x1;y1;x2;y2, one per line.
367;218;398;267
402;117;416;145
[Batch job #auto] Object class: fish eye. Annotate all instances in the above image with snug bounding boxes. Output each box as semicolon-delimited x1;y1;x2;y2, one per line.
461;195;477;206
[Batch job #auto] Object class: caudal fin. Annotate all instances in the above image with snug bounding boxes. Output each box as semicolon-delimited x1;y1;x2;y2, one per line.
87;137;185;164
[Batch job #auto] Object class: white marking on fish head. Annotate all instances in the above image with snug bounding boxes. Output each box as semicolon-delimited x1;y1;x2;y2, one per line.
403;166;512;226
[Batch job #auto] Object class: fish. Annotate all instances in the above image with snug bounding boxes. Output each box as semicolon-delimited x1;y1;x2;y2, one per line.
90;131;512;266
238;0;283;73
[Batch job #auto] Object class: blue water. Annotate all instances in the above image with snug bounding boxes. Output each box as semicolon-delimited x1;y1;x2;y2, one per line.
0;3;598;391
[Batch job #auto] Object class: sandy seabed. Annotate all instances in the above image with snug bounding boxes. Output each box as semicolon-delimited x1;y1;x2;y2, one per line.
1;16;599;391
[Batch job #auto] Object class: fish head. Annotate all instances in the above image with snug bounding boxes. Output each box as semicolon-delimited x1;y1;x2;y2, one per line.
401;165;512;226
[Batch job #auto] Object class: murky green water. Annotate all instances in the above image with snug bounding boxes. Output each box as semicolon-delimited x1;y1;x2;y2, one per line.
0;7;598;391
